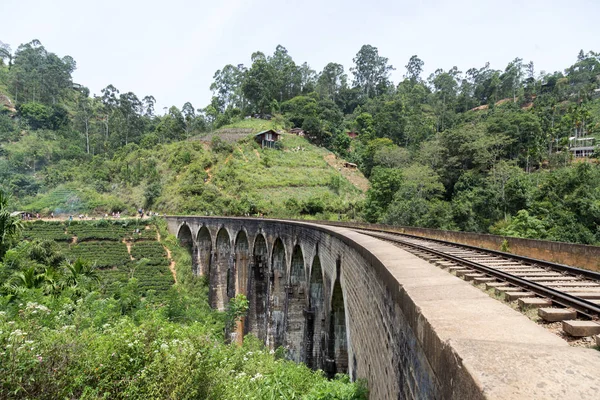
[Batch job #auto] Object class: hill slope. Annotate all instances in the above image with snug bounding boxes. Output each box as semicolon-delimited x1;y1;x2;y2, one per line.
14;120;366;219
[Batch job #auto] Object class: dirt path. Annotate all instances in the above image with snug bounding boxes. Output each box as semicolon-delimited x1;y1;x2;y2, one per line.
124;240;134;261
323;153;370;192
156;230;177;283
253;149;260;159
237;146;249;162
204;166;213;184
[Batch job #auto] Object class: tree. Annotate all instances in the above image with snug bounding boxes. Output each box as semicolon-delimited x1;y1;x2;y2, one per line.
0;190;21;258
61;258;100;295
0;41;13;68
500;57;524;102
363;166;403;222
487;107;544;169
182;102;196;138
353;112;375;143
269;45;302;102
316;62;347;101
9;40;75;104
100;84;120;143
210;64;246;110
155;106;185;143
428;67;460;132
142;95;156;117
75;94;97;154
405;55;424;83
382;165;448;227
242;52;276;114
351;45;395;98
491;210;547;239
117;92;143;146
298;62;316;93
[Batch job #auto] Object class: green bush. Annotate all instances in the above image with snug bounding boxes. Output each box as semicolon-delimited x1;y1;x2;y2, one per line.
0;220;366;399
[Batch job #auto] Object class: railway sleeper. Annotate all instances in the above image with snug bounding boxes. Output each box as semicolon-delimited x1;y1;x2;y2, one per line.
562;320;600;337
569;293;600;299
473;276;496;284
538;308;577;322
463;273;486;281
520;276;578;281
518;297;552;309
504;291;536;301
454;269;473;278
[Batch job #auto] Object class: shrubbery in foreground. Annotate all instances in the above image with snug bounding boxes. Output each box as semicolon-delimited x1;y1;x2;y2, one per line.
0;218;367;399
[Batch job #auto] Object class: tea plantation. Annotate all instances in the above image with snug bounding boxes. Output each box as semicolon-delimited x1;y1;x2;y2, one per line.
22;219;174;296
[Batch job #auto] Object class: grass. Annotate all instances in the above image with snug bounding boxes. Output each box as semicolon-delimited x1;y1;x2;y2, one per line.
151;126;364;217
16;119;366;219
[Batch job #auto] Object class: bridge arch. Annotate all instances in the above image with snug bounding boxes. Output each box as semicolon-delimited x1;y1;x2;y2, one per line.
306;254;325;370
247;233;268;341
269;237;287;349
327;278;348;377
177;223;193;248
234;230;250;296
196;226;212;277
212;227;232;310
286;244;307;362
177;223;195;273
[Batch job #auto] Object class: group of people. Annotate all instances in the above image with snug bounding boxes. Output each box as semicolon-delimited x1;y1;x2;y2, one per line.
138;208;160;218
19;210;163;221
19;212;41;220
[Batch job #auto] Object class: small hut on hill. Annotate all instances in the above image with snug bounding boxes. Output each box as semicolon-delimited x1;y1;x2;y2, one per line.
255;130;281;149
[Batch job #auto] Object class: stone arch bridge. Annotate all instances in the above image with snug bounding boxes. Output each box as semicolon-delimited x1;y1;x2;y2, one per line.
166;216;600;400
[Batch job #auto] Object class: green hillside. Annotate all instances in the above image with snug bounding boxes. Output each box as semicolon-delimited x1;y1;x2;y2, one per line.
12;119;365;219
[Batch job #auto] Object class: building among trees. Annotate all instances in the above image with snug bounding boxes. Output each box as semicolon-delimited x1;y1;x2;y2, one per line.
255;129;281;148
569;137;596;158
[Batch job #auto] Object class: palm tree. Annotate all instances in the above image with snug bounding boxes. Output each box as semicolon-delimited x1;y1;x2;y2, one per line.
42;267;63;297
3;266;45;293
62;258;99;289
0;191;22;258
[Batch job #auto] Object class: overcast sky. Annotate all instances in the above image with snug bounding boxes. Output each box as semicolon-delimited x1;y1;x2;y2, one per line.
1;0;599;112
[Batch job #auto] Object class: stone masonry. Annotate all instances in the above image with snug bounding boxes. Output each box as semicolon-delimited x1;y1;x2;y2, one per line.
167;216;600;400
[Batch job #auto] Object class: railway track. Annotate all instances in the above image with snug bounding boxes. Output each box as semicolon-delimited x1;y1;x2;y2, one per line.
351;228;600;340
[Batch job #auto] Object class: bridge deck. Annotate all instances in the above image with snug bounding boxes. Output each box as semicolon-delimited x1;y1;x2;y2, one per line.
337;226;600;399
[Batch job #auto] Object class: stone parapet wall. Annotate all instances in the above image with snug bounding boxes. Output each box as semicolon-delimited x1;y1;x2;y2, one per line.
320;221;600;272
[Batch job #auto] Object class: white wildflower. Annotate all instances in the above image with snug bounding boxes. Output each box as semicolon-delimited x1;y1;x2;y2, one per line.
9;329;26;337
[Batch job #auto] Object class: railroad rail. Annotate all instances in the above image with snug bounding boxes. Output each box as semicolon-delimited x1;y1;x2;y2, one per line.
345;227;600;320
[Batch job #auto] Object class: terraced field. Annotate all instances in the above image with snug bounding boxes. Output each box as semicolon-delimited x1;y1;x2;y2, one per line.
22;220;174;296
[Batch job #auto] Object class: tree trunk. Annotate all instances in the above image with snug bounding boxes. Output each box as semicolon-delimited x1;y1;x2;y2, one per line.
85;119;90;154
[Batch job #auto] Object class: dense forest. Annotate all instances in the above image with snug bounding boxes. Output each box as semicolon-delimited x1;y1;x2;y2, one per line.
1;40;600;244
